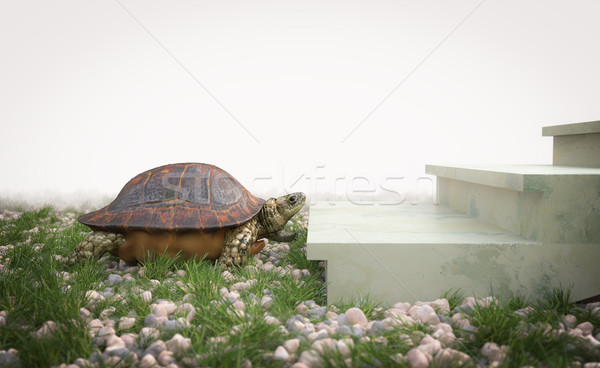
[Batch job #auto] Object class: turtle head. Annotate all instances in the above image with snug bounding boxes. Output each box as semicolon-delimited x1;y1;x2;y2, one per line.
259;192;306;242
274;192;306;219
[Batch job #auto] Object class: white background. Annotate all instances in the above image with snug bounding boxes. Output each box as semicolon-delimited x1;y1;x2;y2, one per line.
1;0;599;209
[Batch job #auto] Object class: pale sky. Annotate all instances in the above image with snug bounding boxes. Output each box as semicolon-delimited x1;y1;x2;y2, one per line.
1;1;599;209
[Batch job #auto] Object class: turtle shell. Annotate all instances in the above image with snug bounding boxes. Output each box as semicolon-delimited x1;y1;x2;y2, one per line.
78;163;265;232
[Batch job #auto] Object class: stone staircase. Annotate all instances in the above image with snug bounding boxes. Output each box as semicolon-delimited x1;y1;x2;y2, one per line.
307;120;600;305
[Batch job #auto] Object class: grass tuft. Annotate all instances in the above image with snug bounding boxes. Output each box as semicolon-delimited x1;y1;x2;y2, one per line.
441;287;465;312
335;294;383;320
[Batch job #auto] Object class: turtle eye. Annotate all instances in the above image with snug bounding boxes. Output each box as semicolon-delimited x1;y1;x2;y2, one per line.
289;195;297;203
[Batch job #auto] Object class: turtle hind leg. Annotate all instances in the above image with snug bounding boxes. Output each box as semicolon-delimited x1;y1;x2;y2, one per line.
63;231;125;266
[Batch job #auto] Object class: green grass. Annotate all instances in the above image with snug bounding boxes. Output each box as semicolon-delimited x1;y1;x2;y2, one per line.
1;208;600;367
446;287;600;367
0;207;324;367
335;295;384;321
0;207;99;367
441;287;465;312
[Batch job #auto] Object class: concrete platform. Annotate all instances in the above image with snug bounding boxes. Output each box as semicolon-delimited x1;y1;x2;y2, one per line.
426;164;600;243
306;202;600;305
542;120;600;167
426;164;600;192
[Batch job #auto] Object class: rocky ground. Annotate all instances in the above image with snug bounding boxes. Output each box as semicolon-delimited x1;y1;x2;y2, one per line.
0;208;600;367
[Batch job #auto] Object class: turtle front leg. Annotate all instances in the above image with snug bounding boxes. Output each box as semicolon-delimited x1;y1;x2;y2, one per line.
63;231;125;266
218;220;259;270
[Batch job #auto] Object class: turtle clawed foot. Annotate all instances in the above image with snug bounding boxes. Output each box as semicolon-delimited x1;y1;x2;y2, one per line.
270;230;297;243
249;238;268;255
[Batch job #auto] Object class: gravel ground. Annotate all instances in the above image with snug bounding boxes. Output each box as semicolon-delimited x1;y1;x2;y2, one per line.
1;209;600;367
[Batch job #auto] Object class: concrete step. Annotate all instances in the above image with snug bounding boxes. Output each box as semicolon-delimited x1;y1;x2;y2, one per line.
543;120;600;168
426;164;600;243
306;202;600;305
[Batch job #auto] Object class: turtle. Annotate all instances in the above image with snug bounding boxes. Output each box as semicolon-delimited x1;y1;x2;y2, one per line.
64;163;306;270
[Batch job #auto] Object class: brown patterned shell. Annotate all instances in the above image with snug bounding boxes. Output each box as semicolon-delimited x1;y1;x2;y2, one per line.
78;163;265;232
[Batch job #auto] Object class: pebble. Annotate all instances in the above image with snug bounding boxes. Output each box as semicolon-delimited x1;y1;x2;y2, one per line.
79;308;91;320
291;269;303;281
577;321;594;336
514;306;534;317
154;350;173;366
307;330;328;341
89;319;103;335
145;314;158;327
98;326;115;341
264;316;280;326
35;320;58;339
139;327;159;341
107;274;122;286
406;348;430;368
141;291;153;304
106;346;129;358
99;307;116;320
85;290;105;305
351;324;364;337
454;318;473;330
433;348;472;366
73;358;90;367
295;302;308;315
337;340;351;357
308;306;328;319
144;340;166;358
298;349;322;366
337;313;349;326
231;281;251;291
390;302;412;312
429;298;450;314
118;317;136;330
417;335;442;356
122;274;136;284
260;295;274;309
409;305;440;325
563;314;577;328
163;320;178;331
283;338;300;354
262;262;274;272
291;363;310;368
165;334;191;354
305;300;317;308
287;319;305;334
221;270;235;282
233;300;246;312
308;338;333;355
481;342;503;361
138;353;158;368
336;325;352;335
584;335;600;347
432;323;456;345
273;346;290;361
154;301;177;316
369;320;387;336
121;333;137;347
345;307;368;328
